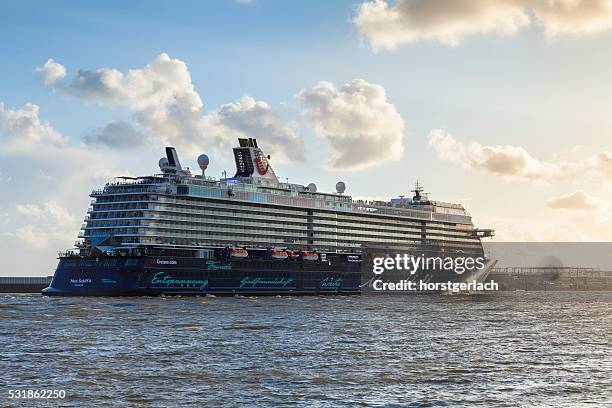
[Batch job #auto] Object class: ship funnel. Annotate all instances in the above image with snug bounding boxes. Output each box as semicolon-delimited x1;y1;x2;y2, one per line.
232;138;279;186
165;147;182;172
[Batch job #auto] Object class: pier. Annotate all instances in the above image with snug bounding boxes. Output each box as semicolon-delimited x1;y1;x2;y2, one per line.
0;277;52;293
489;267;612;291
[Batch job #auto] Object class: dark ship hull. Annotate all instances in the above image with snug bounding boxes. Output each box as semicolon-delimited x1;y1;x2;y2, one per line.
42;255;362;296
42;247;495;296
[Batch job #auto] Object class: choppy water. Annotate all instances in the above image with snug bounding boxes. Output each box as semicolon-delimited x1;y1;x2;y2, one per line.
1;292;611;407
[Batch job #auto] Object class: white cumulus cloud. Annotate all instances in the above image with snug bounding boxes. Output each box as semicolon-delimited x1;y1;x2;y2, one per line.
296;79;404;170
40;53;303;161
207;96;304;162
61;53;205;152
355;0;612;50
36;58;67;85
534;0;612;36
428;129;612;182
13;203;79;249
355;0;529;49
15;202;76;224
428;129;561;181
0;101;66;147
582;151;612;179
545;190;608;210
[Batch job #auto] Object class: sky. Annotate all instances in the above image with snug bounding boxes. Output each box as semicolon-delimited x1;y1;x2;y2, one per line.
1;0;612;275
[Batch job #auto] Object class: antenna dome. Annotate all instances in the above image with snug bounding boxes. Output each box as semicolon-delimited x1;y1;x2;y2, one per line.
335;181;346;194
197;154;210;170
159;157;169;169
307;183;317;193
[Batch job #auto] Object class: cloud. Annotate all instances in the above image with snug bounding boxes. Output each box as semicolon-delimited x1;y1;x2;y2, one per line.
545;190;608;210
13;203;79;249
207;96;304;162
428;129;612;182
82;120;148;148
0;99;134;273
355;0;612;50
59;53;204;152
41;53;303;160
428;129;559;181
15;202;76;224
534;0;612;36
355;0;529;49
296;79;404;170
36;58;67;85
0;143;130;258
0;101;66;147
582;151;612;179
0;109;128;253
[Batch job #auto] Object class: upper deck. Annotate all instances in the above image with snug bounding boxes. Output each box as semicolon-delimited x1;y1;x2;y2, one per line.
78;139;493;254
92;173;474;226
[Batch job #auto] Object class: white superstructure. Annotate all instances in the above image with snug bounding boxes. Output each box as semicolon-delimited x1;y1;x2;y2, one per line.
80;138;493;255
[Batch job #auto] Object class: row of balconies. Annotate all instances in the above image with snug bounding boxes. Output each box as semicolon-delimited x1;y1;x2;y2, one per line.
81;225;480;248
82;211;477;241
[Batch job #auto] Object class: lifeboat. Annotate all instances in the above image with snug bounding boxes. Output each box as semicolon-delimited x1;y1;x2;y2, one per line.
229;248;248;258
269;249;288;260
300;251;318;261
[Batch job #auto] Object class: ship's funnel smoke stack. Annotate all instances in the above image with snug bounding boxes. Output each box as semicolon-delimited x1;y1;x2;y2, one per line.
165;147;182;172
232;138;279;186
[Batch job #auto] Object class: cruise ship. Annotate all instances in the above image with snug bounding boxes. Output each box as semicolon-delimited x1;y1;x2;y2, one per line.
43;138;495;296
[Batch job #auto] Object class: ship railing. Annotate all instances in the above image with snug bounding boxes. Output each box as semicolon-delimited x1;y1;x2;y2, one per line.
93;197;160;204
58;248;148;258
91;186;166;196
431;201;465;210
432;213;473;224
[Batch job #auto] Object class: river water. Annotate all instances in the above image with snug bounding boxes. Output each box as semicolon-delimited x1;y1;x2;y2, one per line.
1;292;611;407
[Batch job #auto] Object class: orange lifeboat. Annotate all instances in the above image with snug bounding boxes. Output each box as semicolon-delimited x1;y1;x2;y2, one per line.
300;251;318;261
269;249;288;260
229;248;248;259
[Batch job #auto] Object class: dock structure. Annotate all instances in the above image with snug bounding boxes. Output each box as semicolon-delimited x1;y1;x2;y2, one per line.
0;277;53;293
489;267;612;291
